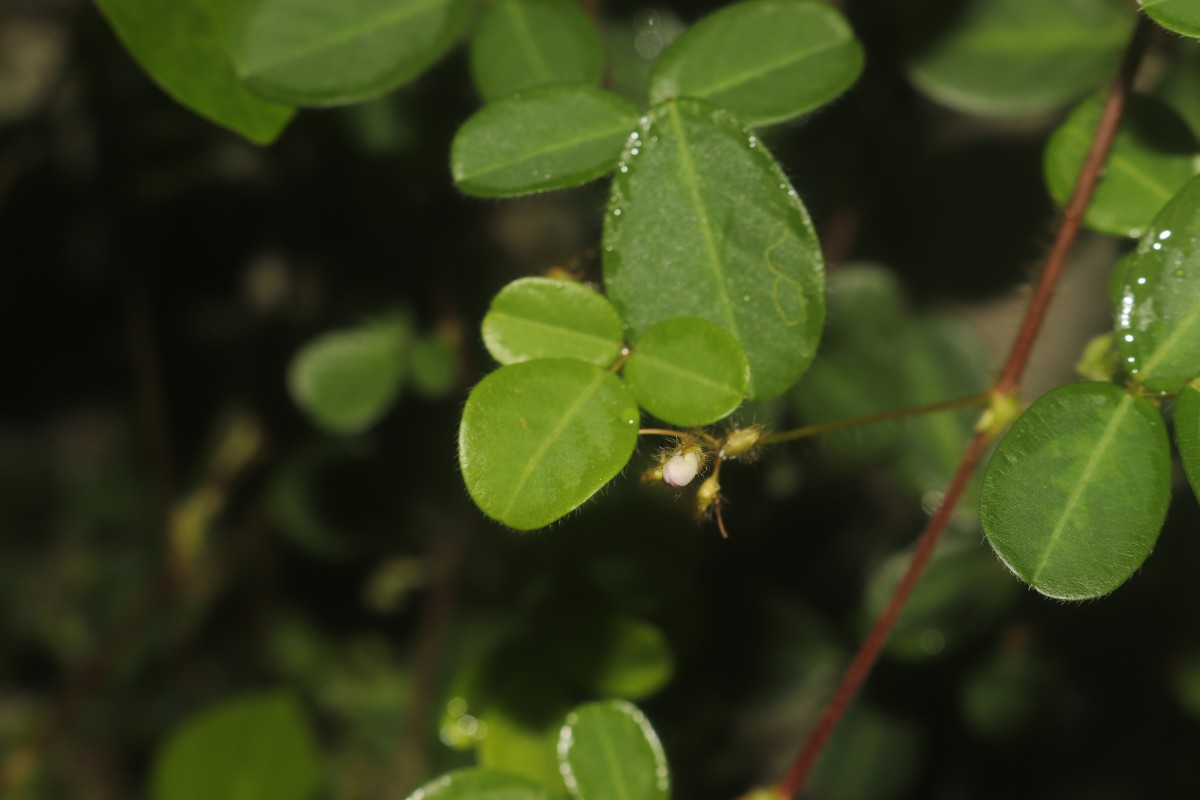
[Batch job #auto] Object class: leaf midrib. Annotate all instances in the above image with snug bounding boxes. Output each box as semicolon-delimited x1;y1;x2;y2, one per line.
504;0;550;82
500;370;606;518
594;712;633;800
665;102;739;337
457;116;632;181
1029;393;1132;584
632;351;742;399
681;34;846;99
240;0;447;76
487;310;621;354
1139;290;1200;378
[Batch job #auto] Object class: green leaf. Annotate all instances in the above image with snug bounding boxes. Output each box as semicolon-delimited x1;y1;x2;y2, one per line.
647;0;864;127
604;99;825;399
1176;381;1200;505
220;0;471;106
152;691;320;800
477;642;574;789
1156;47;1200;139
1116;175;1200;390
94;0;293;144
288;319;407;434
1044;93;1200;238
863;538;1018;662
452;86;639;197
980;381;1172;600
470;0;604;102
482;278;625;367
557;700;669;800
623;317;747;426
1139;0;1200;37
459;360;638;530
405;768;563;800
549;613;675;701
903;0;1132;117
408;335;458;398
959;646;1053;740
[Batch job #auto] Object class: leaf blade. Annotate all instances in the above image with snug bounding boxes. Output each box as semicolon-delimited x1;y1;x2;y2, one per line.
482;278;625;367
1176;380;1200;505
980;382;1171;600
452;86;639;197
94;0;294;143
648;0;864;127
603;99;825;399
459;360;639;530
557;700;669;800
470;0;604;101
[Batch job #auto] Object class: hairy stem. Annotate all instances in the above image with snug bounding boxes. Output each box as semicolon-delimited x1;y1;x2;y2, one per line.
775;14;1153;798
759;392;990;446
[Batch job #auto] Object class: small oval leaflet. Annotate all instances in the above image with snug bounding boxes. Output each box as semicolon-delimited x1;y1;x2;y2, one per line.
1139;0;1200;38
902;0;1131;117
152;691;320;800
1044;93;1200;238
288;320;407;434
1116;175;1200;391
405;767;560;800
648;0;864;127
220;0;471;106
459;359;638;530
452;85;639;197
980;382;1171;600
1177;381;1200;506
623;317;748;426
470;0;603;102
604;98;825;400
558;700;670;800
482;277;625;367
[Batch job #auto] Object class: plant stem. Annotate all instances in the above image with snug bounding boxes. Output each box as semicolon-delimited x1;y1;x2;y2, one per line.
759;392;990;446
775;14;1152;798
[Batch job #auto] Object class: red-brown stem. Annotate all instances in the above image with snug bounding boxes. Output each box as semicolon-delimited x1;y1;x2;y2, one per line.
776;14;1152;798
776;431;988;797
994;16;1152;396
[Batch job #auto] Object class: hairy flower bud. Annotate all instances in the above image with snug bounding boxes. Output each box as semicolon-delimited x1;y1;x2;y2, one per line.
694;474;721;517
662;446;702;487
721;425;763;460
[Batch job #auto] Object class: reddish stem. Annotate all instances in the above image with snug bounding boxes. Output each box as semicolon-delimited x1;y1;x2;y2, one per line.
776;14;1153;798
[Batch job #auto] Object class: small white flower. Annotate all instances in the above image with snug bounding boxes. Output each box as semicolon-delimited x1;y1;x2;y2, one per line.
663;448;701;487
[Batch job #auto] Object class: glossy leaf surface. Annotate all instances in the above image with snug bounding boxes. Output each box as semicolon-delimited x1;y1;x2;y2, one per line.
482;277;625;367
1139;0;1200;37
1176;380;1200;504
470;0;603;102
648;0;863;127
558;700;669;800
624;317;747;426
903;0;1130;117
1116;175;1200;390
981;382;1171;600
452;86;639;197
604;99;825;399
288;320;407;434
152;691;319;800
219;0;470;106
94;0;293;144
1045;94;1200;238
459;360;638;530
405;768;562;800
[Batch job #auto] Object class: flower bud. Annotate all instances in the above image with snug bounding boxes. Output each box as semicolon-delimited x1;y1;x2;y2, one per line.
662;447;702;487
721;425;763;459
694;474;721;517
